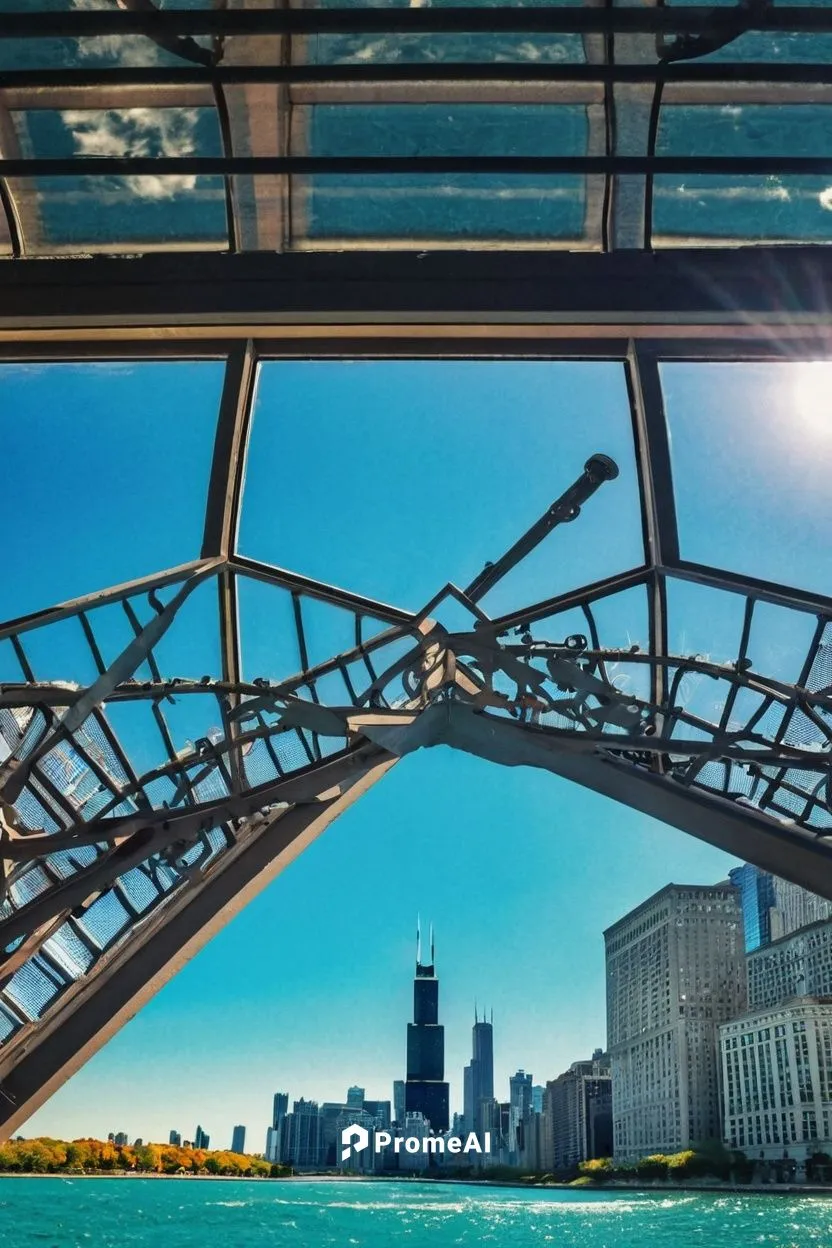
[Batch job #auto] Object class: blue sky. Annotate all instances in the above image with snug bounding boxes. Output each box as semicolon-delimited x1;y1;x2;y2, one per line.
4;355;828;1151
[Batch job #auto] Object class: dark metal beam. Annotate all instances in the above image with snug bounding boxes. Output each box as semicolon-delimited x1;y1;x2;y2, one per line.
231;554;415;627
5;63;832;88
201;343;256;560
5;156;832;177
2;8;829;36
0;558;219;643
664;561;832;617
0;755;396;1138
626;344;677;750
2;252;831;329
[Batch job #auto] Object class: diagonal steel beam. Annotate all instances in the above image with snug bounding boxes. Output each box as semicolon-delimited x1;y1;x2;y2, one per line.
0;751;396;1138
231;554;415;626
0;558;221;643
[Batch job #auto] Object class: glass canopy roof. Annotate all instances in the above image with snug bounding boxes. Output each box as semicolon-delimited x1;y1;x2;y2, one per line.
2;1;832;252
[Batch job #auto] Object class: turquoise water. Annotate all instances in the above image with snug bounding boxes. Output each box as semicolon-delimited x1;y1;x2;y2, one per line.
1;1179;832;1248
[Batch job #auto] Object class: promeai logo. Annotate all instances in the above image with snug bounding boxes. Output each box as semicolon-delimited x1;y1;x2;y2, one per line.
341;1124;369;1161
340;1124;491;1160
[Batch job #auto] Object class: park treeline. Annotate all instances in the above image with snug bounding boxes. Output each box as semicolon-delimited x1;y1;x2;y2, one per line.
0;1137;291;1177
575;1148;746;1183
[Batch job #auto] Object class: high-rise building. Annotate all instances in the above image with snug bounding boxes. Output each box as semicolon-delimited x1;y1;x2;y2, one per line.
532;1085;544;1115
194;1126;210;1150
463;1063;474;1133
404;920;449;1133
169;1130;181;1147
545;1053;613;1171
319;1102;351;1167
720;998;832;1164
472;1009;495;1135
363;1100;392;1129
267;1092;289;1163
748;919;832;1009
347;1086;365;1110
231;1125;246;1154
772;880;832;940
336;1107;380;1173
272;1092;289;1130
730;863;832;953
393;1080;406;1127
265;1127;280;1162
509;1071;533;1161
729;864;779;953
281;1099;322;1168
605;883;746;1162
398;1112;430;1172
114;1132;128;1148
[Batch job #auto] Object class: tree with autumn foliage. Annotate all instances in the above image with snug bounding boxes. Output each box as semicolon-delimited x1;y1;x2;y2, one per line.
0;1137;290;1177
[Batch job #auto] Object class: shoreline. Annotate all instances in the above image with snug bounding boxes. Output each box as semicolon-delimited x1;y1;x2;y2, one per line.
2;1171;832;1196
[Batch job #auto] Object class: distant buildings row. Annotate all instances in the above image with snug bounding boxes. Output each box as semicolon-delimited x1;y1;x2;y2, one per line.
262;924;611;1173
260;866;832;1179
162;1125;246;1153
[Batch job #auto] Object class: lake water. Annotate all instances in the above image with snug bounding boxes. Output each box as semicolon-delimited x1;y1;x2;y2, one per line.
2;1178;832;1247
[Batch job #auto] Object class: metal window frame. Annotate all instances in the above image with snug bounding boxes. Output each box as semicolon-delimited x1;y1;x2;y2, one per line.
6;2;832;256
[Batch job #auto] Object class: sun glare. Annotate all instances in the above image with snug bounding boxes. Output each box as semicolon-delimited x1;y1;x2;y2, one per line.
789;362;832;440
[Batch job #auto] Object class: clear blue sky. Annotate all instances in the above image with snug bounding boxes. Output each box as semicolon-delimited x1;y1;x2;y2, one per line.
3;355;828;1151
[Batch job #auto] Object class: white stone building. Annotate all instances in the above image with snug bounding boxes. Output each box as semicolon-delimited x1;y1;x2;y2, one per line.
604;883;746;1162
720;998;832;1162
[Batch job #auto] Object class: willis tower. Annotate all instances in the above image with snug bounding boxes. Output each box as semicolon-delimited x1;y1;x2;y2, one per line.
404;920;449;1133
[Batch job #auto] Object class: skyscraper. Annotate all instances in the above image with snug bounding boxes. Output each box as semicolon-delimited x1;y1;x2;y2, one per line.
546;1053;613;1171
729;863;832;953
605;883;746;1161
464;1007;494;1136
194;1125;210;1150
231;1125;246;1154
404;920;449;1133
363;1100;392;1129
169;1130;181;1147
272;1092;289;1130
393;1080;405;1127
281;1099;322;1168
509;1070;533;1161
347;1086;365;1110
267;1092;289;1162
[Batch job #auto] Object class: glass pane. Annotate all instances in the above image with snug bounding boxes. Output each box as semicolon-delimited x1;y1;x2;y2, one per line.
661;360;832;596
0;0;221;71
239;360;644;615
0;360;225;619
8;106;227;253
655;105;832;244
291;103;595;245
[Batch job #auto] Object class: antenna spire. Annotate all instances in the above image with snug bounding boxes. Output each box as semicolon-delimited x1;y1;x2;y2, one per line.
416;914;421;967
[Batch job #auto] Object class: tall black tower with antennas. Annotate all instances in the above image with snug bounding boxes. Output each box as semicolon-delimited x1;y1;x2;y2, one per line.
404;918;449;1133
